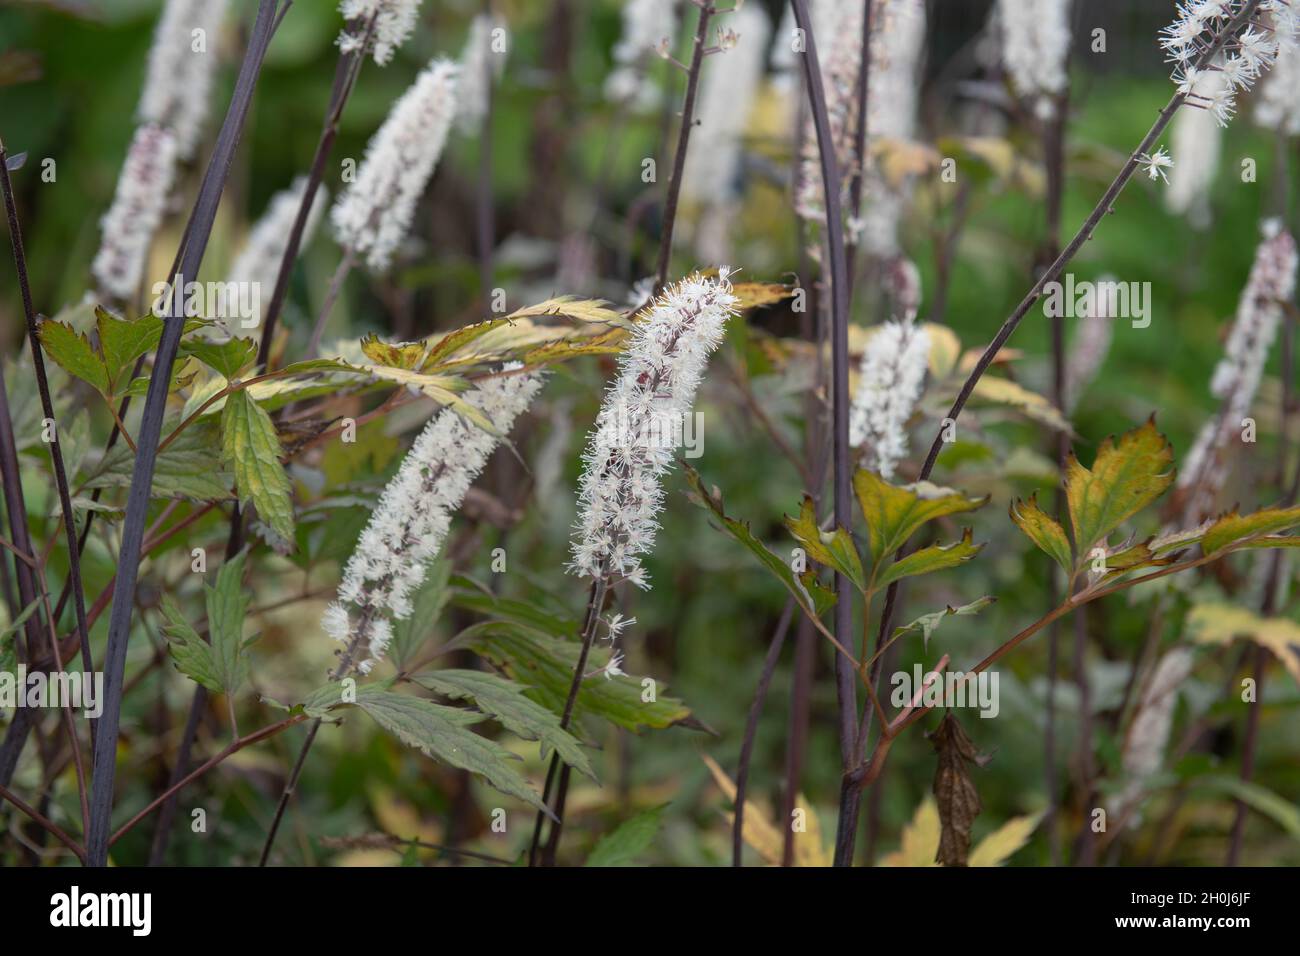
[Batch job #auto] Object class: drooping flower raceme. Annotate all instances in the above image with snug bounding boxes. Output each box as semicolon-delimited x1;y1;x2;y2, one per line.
1162;0;1300;128
455;14;506;133
338;0;423;67
997;0;1072;120
137;0;229;159
1178;221;1298;519
331;59;459;271
604;0;675;107
91;124;179;302
325;365;545;674
848;315;931;480
224;177;328;336
570;271;739;588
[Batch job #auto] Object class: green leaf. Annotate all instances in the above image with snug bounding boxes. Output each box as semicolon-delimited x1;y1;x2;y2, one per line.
182;337;257;381
350;686;549;813
159;553;250;695
1065;418;1174;559
410;669;594;779
387;559;452;670
1201;506;1300;555
892;596;996;651
684;465;835;619
1194;776;1300;843
463;622;692;733
1;599;41;672
875;529;983;589
95;307;162;389
221;389;295;545
783;495;866;592
85;422;233;501
37;319;108;393
853;470;986;569
1009;494;1072;574
585;806;666;866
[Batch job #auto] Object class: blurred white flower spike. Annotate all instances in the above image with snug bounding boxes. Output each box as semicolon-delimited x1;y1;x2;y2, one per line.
570;271;739;589
326;365;545;674
605;0;676;108
331;59;460;271
849;316;931;481
997;0;1073;120
137;0;230;159
338;0;424;67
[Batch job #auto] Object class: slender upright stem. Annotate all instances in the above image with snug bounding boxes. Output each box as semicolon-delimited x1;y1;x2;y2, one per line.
0;139;95;692
653;1;715;292
86;0;285;868
304;248;355;360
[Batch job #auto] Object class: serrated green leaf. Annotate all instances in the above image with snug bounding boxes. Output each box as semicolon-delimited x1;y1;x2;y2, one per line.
182;336;257;381
95;307;162;388
159;554;250;695
85;422;233;501
221;389;295;545
892;596;996;651
350;686;548;813
853;470;986;569
1065;418;1174;560
684;465;836;619
875;529;983;589
1202;506;1300;555
585;806;666;866
411;669;594;779
388;559;452;670
463;622;692;733
160;598;224;693
37;319;108;393
1009;494;1072;574
783;495;866;592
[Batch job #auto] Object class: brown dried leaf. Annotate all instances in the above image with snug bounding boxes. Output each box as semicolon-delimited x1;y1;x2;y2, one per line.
930;713;986;867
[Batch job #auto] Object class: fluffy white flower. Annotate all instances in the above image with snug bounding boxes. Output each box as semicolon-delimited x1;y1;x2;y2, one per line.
1166;72;1223;226
91;124;179;302
848;316;931;480
1255;38;1300;133
224;177;328;335
338;0;423;67
605;0;675;107
1179;222;1298;518
680;3;771;205
1138;146;1175;183
456;14;506;133
997;0;1072;120
329;364;544;673
331;59;459;271
137;0;229;158
570;271;739;587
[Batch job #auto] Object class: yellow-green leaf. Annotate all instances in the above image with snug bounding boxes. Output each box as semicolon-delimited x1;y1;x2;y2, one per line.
971;376;1070;433
37;319;108;393
221;390;295;545
876;529;983;590
783;495;866;592
1065;418;1174;560
1186;603;1300;686
967;812;1043;867
892;596;996;650
1010;494;1072;573
853;470;986;568
1202;506;1300;555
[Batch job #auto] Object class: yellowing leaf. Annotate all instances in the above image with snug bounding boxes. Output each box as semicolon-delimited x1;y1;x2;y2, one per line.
876;528;983;589
1065;418;1174;560
729;282;795;310
971;376;1070;433
701;754;829;867
878;796;941;867
783;495;866;592
221;390;295;545
1186;603;1300;686
1010;494;1073;574
967;812;1042;867
853;470;986;568
923;322;962;380
1202;506;1300;555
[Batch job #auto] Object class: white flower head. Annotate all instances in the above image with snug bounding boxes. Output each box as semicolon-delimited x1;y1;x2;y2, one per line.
1138;146;1175;183
849;315;931;480
455;13;507;133
603;651;626;681
137;0;229;158
91;124;179;302
327;364;545;672
331;58;460;271
997;0;1073;120
224;177;328;336
569;271;739;588
339;0;423;66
